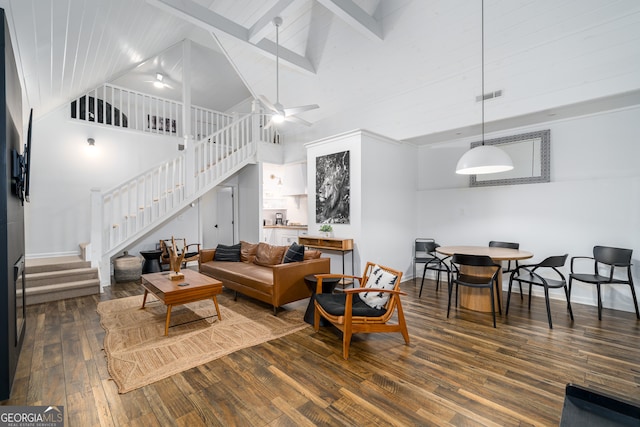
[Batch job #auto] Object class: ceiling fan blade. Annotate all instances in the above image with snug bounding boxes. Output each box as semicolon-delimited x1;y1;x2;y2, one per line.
285;115;312;126
283;104;319;116
259;95;278;113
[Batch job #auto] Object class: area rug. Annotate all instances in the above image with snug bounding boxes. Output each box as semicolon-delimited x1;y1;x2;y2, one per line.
97;292;307;393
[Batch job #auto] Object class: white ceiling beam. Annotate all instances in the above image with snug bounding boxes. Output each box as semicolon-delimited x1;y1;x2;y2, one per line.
317;0;383;41
248;0;296;44
146;0;315;74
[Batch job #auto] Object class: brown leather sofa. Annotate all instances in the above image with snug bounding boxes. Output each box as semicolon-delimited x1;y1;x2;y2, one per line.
199;241;330;314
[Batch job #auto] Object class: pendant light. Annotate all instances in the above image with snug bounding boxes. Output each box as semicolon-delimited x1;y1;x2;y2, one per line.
456;0;513;175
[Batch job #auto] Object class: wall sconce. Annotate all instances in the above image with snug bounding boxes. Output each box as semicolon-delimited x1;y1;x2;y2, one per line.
87;138;95;147
270;174;283;186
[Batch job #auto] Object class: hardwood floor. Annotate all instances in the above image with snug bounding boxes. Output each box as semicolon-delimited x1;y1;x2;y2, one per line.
2;278;639;426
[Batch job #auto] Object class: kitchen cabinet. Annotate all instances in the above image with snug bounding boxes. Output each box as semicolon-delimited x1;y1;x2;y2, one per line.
263;227;275;243
282;163;307;195
263;227;308;245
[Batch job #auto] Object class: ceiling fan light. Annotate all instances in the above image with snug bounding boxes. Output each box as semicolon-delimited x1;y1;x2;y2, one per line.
272;113;285;124
153;81;164;89
455;145;514;175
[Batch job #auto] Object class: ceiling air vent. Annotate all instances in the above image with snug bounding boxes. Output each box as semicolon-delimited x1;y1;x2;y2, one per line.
476;90;503;102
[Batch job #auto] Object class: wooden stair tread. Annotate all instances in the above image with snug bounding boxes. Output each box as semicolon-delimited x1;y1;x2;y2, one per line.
24;279;100;295
27;267;98;279
25;258;91;274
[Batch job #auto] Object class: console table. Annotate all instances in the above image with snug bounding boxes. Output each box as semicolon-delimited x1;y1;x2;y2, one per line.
298;236;354;283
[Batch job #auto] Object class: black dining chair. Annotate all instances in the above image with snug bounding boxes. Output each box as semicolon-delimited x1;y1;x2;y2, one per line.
489;241;523;299
419;241;450;296
448;254;502;328
507;254;574;328
413;238;435;281
569;246;639;321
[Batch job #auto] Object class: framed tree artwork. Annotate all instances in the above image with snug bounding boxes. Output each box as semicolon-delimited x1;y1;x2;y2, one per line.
316;150;350;224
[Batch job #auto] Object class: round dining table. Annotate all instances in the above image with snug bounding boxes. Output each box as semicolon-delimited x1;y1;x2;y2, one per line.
436;245;533;313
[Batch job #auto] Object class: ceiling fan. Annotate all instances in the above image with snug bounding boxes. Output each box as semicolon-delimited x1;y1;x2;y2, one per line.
259;17;319;127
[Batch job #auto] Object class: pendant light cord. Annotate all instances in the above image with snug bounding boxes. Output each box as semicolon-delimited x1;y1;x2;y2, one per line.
481;0;485;145
276;21;280;105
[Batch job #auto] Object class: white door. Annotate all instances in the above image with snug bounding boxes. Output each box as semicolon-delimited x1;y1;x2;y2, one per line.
216;187;235;245
202;186;234;248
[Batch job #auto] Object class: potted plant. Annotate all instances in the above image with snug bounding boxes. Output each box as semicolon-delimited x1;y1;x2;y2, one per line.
319;224;333;237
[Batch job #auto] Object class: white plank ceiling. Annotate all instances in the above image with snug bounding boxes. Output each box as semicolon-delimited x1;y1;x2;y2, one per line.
1;0;639;144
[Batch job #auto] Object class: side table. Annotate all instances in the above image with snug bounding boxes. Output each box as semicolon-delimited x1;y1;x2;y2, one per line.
140;249;163;274
304;274;340;326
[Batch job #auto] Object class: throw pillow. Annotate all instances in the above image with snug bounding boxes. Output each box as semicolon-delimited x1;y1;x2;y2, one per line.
253;243;287;267
303;250;322;260
213;243;241;262
358;264;398;309
283;242;305;263
240;241;259;263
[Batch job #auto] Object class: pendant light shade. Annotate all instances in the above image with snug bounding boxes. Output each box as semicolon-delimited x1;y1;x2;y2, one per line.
455;0;513;175
455;145;513;175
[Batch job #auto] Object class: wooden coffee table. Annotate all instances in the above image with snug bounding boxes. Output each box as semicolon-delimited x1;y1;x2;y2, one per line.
140;269;223;336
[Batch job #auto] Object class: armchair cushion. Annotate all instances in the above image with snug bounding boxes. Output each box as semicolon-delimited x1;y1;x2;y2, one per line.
359;264;398;309
315;293;386;317
283;242;305;263
213;243;241;262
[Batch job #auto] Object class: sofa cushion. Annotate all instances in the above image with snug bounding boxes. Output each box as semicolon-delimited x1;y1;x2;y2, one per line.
283;242;305;263
303;250;321;260
254;243;286;267
240;241;259;263
213;243;241;262
358;264;398;309
200;261;274;294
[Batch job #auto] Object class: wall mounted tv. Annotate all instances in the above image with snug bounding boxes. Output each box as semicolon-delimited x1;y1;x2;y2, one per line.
11;108;32;204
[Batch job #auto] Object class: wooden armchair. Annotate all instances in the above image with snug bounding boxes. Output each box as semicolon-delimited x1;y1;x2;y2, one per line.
159;237;201;270
313;262;409;359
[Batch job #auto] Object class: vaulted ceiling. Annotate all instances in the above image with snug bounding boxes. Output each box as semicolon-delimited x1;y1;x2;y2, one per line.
1;0;640;145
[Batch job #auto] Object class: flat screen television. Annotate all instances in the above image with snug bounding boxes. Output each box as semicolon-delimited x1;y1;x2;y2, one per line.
24;108;32;202
11;108;32;204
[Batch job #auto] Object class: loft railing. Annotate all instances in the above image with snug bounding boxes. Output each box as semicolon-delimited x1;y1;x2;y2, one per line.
90;112;275;287
70;83;233;136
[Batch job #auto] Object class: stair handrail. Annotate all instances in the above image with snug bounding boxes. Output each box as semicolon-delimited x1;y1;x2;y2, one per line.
100;154;185;197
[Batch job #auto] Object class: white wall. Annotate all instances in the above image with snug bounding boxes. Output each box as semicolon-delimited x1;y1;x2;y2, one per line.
306;130;417;278
307;131;362;275
237;163;260;243
416;106;640;313
25;106;182;257
360;132;417;279
126;204;200;259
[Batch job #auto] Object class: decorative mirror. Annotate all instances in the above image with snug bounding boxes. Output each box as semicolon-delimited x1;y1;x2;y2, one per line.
470;129;550;187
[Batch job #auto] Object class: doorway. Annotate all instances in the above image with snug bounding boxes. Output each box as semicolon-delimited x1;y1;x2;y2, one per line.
202;186;235;248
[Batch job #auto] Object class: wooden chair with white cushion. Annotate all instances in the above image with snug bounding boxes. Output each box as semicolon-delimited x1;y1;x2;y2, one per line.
313;262;409;359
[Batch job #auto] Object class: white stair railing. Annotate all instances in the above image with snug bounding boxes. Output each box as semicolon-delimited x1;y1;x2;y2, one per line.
194;113;258;194
100;155;186;251
90;112;277;287
70;83;233;136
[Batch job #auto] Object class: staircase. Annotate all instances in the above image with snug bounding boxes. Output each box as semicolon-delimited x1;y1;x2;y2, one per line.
24;256;100;305
89;103;277;289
